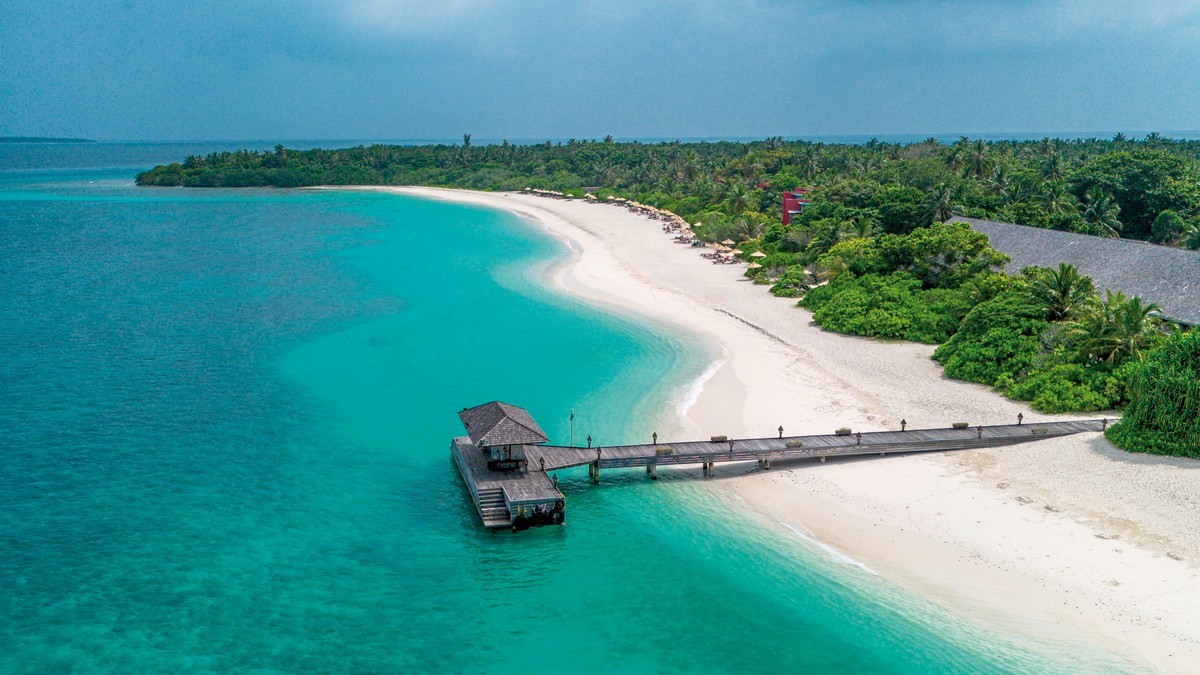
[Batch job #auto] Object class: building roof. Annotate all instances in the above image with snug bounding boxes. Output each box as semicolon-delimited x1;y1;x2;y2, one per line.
458;401;550;447
950;216;1200;325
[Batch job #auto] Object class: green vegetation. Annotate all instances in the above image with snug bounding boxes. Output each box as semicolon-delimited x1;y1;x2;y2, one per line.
138;135;1200;249
139;134;1199;455
928;264;1174;413
798;222;1003;343
1105;330;1200;457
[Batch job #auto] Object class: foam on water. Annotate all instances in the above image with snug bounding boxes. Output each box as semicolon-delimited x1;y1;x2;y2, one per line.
780;521;880;575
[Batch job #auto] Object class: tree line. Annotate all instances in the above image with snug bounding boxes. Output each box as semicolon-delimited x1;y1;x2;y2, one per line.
137;135;1200;248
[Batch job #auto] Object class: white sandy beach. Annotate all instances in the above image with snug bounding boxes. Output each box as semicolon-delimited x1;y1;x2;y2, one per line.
380;187;1200;672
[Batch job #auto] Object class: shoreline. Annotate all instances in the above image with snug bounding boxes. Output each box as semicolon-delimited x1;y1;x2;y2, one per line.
366;186;1200;671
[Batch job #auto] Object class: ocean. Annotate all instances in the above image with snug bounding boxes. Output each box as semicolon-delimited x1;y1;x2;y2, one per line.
0;142;1129;672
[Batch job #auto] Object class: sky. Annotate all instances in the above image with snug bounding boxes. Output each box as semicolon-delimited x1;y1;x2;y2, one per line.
3;0;1200;141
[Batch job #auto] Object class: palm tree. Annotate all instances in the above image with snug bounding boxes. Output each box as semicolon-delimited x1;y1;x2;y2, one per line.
1079;188;1122;237
959;276;1005;306
1112;132;1127;144
1182;221;1200;250
849;215;878;239
723;182;756;214
963;140;991;180
1073;291;1165;364
1038;181;1077;215
942;147;963;173
927;183;960;223
1027;263;1095;321
656;174;679;196
680;151;702;183
808;219;851;255
987;164;1011;195
734;217;765;242
1040;153;1064;182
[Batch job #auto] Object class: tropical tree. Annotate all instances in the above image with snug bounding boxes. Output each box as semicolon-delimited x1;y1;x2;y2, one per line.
723;182;756;214
807;218;852;256
1039;181;1077;215
734;216;766;241
987;164;1011;195
1041;153;1064;182
1182;220;1200;250
849;215;879;239
1072;291;1166;364
1079;188;1122;237
1026;263;1095;321
927;183;960;223
1151;210;1186;244
963;140;991;180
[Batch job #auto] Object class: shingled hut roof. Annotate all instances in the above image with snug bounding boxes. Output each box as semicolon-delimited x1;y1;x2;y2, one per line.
950;216;1200;326
458;401;549;447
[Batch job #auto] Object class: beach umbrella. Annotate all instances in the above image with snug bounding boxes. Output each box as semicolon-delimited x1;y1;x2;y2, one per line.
751;251;767;258
722;239;736;246
732;249;744;255
747;263;763;269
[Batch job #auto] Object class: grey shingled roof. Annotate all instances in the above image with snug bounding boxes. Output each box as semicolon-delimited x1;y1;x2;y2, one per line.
950;217;1200;326
458;401;550;447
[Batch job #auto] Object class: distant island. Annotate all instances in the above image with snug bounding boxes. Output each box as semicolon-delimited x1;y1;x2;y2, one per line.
0;136;96;144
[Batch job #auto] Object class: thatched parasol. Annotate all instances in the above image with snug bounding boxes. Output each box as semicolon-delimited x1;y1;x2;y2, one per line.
751;251;767;258
747;263;763;269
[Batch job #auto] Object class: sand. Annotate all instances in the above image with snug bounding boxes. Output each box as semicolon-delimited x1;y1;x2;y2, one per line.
376;187;1200;672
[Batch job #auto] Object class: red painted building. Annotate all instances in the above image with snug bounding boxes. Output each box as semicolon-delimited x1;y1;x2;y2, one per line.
782;189;811;225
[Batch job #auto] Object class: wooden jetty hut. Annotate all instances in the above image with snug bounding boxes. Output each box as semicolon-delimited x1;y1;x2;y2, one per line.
452;402;565;530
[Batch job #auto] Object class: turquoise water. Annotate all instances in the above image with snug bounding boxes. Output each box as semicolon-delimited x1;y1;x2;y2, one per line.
0;148;1129;672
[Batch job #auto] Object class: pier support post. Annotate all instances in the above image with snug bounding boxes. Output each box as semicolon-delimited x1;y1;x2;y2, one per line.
590;462;600;484
820;456;826;464
646;463;657;480
764;458;771;469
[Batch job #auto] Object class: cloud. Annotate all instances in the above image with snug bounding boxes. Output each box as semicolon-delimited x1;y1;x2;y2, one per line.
811;0;1200;53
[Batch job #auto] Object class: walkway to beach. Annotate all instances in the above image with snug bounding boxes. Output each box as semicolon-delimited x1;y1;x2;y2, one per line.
454;416;1110;530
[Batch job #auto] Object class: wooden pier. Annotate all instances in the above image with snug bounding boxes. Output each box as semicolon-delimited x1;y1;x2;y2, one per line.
452;401;1111;531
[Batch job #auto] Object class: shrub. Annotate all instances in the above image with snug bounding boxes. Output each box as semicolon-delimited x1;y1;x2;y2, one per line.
1104;330;1200;457
1003;364;1114;412
933;291;1049;386
770;266;811;298
800;273;968;343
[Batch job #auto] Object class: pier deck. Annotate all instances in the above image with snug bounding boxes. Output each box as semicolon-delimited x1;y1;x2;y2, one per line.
452;404;1110;531
533;419;1107;471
